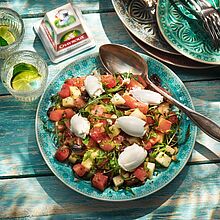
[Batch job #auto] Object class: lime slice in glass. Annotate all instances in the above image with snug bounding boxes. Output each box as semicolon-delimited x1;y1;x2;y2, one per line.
11;71;42;91
0;25;16;46
13;63;38;77
0;26;8;36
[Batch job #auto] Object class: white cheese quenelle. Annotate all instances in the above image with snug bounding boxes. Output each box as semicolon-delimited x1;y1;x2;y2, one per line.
116;116;146;137
118;143;147;171
70;114;90;139
84;75;104;98
130;89;163;105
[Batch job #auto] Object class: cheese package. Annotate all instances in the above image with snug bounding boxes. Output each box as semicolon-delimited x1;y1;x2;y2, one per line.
34;3;95;63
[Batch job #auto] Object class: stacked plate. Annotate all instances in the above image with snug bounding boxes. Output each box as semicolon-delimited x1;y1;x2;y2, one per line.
112;0;220;68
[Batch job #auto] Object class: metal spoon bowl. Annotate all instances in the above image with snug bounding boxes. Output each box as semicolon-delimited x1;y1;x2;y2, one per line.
99;44;220;142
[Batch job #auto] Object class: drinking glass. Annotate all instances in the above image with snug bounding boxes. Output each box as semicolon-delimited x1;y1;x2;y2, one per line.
0;8;24;59
1;50;48;102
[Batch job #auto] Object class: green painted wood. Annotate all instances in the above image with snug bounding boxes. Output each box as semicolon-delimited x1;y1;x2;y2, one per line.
0;81;219;177
0;163;219;219
0;14;220;95
0;0;114;17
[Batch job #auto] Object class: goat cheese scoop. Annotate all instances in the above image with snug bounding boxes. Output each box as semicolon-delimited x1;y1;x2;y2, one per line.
116;116;146;137
118;143;147;171
85;75;104;98
130;89;163;105
70;114;90;139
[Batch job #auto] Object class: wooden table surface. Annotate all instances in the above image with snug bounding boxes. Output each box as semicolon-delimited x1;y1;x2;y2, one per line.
0;1;220;219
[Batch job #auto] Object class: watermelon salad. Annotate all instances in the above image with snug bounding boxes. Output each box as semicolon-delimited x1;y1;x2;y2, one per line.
47;70;180;192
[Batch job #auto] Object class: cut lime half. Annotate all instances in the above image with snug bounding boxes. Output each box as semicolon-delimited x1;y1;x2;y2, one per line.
11;71;42;91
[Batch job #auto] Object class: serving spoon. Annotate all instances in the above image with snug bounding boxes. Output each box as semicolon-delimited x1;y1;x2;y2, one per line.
99;44;220;142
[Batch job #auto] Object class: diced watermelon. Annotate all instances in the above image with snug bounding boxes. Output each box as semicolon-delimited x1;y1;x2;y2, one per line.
123;94;148;114
73;163;88;177
55;147;70;162
100;137;115;152
146;116;155;125
58;84;70;98
65;77;85;88
92;172;108;191
144;141;152;150
126;78;145;90
133;167;147;182
90;126;108;143
49;109;64;121
101;75;117;88
64;108;75;119
136;102;148;114
148;132;164;146
157;117;172;133
65;78;75;86
74;98;86;109
168;113;178;124
123;94;138;109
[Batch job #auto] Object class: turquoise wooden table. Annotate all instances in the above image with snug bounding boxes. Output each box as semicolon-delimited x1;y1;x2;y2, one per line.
0;1;220;219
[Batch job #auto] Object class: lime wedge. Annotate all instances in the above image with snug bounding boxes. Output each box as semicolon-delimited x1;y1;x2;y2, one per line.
3;31;15;45
0;26;8;36
11;71;42;91
13;63;38;77
0;25;15;45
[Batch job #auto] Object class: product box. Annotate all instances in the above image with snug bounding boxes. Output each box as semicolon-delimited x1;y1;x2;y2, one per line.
34;3;95;63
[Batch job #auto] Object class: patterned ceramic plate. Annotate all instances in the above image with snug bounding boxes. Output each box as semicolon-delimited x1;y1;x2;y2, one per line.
126;28;216;69
112;0;179;55
157;0;220;64
36;52;197;201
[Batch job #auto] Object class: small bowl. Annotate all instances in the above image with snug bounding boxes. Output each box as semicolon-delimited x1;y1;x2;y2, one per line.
0;7;25;59
1;50;48;102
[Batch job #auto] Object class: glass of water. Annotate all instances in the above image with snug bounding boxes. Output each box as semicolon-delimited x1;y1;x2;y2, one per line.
1;50;48;102
0;8;25;59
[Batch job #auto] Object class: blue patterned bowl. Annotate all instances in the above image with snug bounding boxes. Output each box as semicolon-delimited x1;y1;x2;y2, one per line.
157;0;220;64
35;52;197;201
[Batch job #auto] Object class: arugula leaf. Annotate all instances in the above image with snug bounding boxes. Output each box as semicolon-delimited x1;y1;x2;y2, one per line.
51;94;62;106
106;84;124;93
120;72;132;80
81;94;112;110
115;109;123;117
80;110;89;118
82;136;89;145
105;104;114;113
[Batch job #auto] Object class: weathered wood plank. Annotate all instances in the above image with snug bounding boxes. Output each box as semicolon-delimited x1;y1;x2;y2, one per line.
185;80;220;163
0;96;50;175
0;81;219;177
0;14;220;94
0;0;114;16
0;163;219;219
